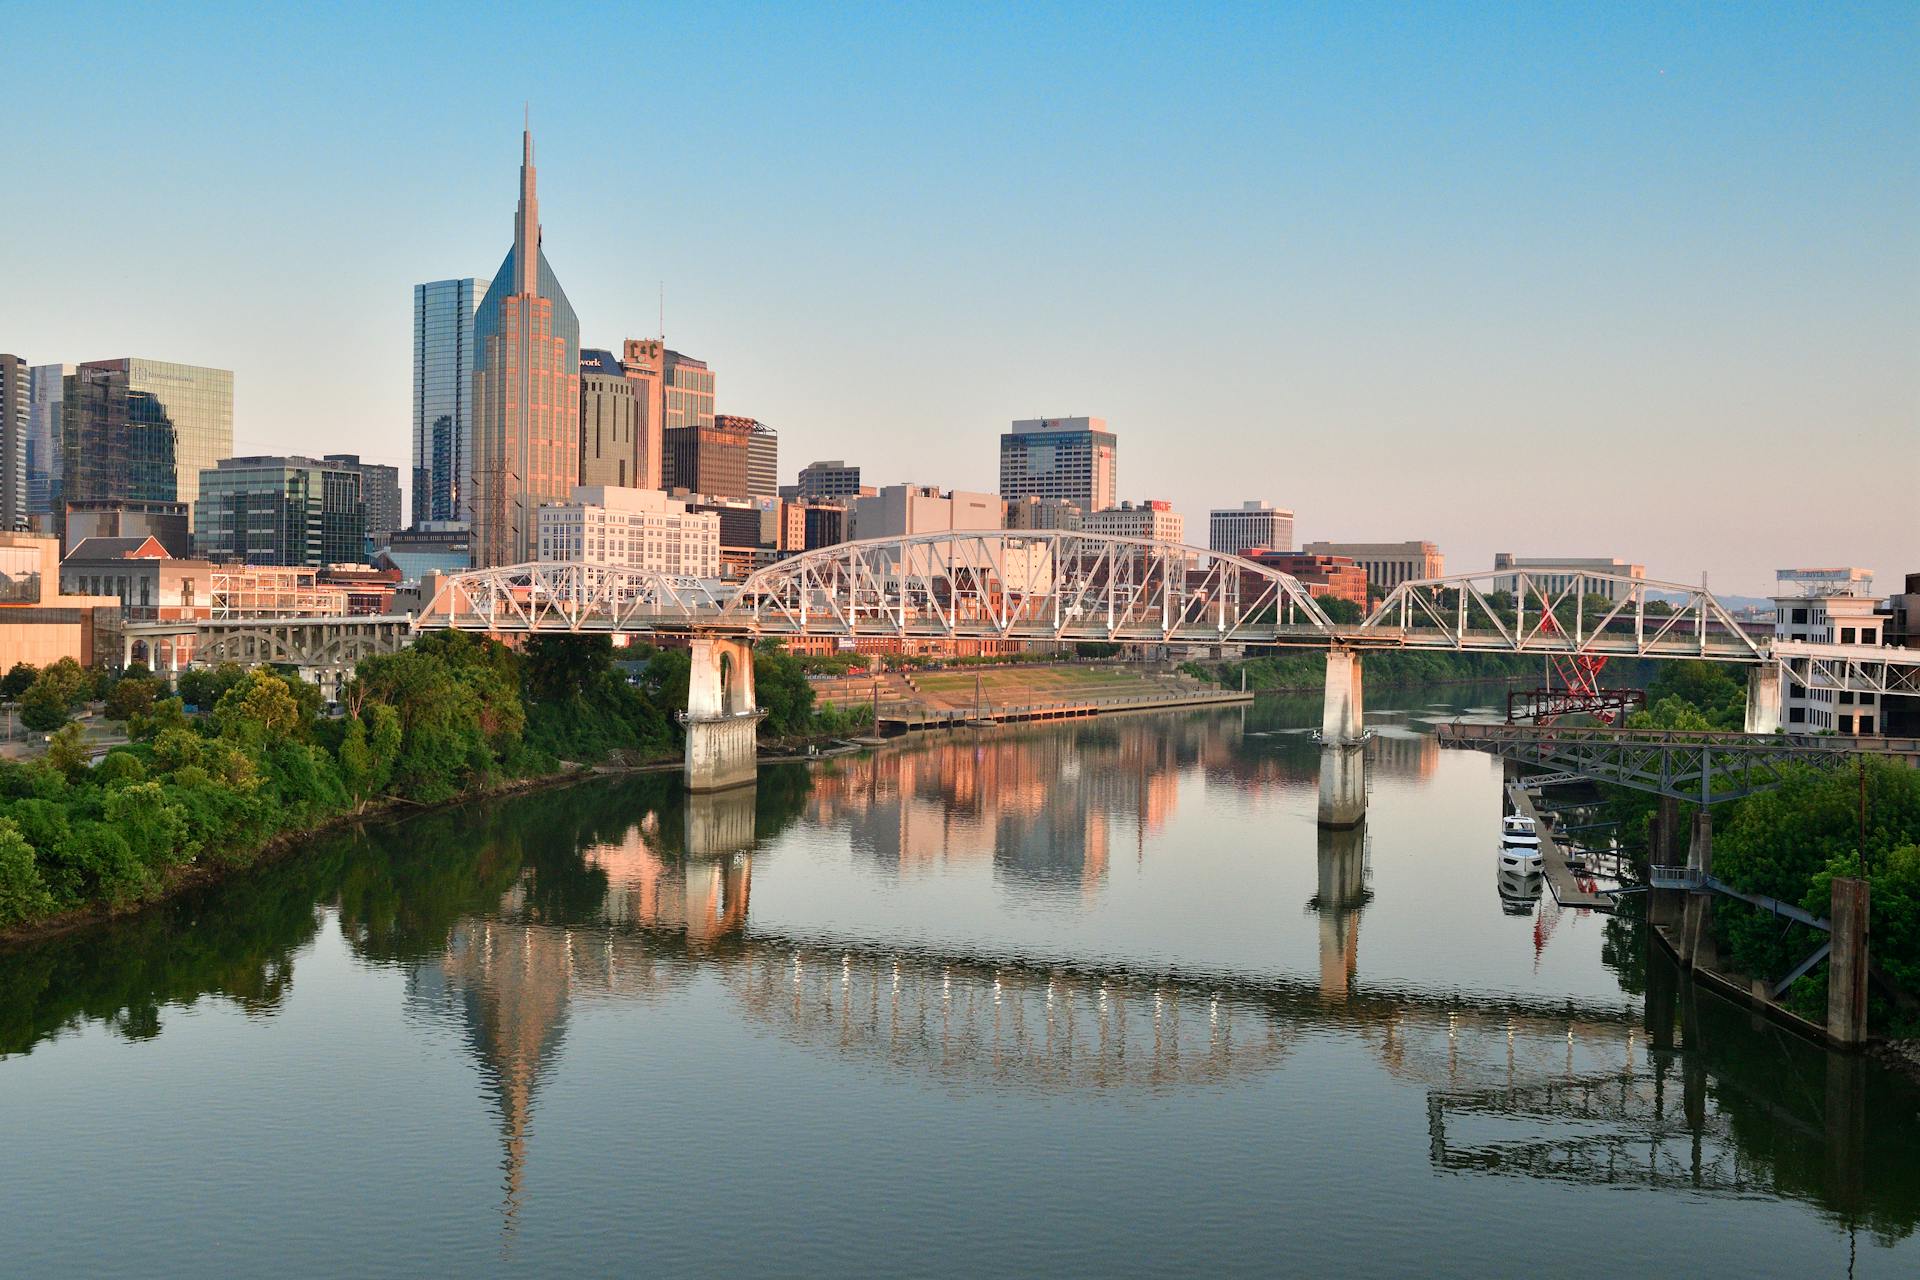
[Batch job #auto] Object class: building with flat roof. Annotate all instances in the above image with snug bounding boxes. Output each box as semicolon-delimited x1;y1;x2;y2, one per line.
194;456;368;567
1301;540;1444;593
57;357;233;541
536;486;720;579
25;363;71;522
412;276;484;525
375;521;471;580
1492;553;1646;603
472;128;580;566
793;459;864;500
1776;567;1875;598
1243;550;1370;613
0;533;121;669
1774;583;1885;734
1005;495;1084;532
324;455;402;547
665;415;751;501
743;420;778;498
1085;500;1182;545
0;355;26;530
578;351;642;490
848;485;1004;541
1210;502;1293;557
1000;417;1116;514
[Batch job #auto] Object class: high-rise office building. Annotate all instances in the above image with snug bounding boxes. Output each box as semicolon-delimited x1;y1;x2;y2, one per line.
412;277;483;526
0;355;26;530
324;454;403;547
58;358;233;541
663;349;714;432
1000;417;1117;513
618;338;666;491
1211;502;1294;556
793;459;863;500
472;129;580;566
715;415;777;497
195;455;367;567
579;350;642;489
26;363;71;520
665;414;751;500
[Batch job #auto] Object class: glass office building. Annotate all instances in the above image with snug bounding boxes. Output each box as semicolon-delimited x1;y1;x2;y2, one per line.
1000;416;1117;514
412;277;483;526
194;455;367;567
59;358;233;540
0;355;25;530
27;363;72;519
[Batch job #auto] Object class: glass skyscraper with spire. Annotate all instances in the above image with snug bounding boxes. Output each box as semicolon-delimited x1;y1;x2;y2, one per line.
471;128;579;566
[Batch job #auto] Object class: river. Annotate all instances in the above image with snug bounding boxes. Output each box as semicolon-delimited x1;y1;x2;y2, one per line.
3;684;1917;1277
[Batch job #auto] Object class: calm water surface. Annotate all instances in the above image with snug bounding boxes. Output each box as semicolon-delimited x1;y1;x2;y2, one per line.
4;684;1919;1277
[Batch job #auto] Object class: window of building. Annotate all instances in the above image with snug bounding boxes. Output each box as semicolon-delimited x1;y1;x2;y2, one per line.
1861;717;1875;734
1791;608;1808;624
1841;627;1856;644
1862;628;1877;644
1840;715;1854;733
1789;707;1806;723
1840;691;1854;704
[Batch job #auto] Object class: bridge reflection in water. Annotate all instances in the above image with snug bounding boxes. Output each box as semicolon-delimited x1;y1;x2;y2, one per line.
5;713;1915;1251
384;766;1918;1242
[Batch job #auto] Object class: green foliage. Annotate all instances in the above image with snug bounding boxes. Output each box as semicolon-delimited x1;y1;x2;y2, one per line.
45;723;91;780
18;658;91;731
0;818;54;927
753;643;817;737
105;675;162;723
214;670;310;748
94;750;149;788
1626;661;1746;731
1313;593;1364;625
129;696;190;742
1711;760;1920;1001
177;663;248;712
1;662;39;700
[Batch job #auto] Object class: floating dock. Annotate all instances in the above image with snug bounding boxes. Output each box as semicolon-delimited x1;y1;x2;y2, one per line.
1506;780;1615;912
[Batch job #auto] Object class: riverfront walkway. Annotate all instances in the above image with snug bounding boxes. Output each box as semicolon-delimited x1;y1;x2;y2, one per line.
1506;781;1614;912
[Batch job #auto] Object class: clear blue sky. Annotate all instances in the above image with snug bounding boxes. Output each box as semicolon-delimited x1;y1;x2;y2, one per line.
3;1;1914;594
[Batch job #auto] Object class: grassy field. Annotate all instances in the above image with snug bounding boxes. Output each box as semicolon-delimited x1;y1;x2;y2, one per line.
911;665;1167;709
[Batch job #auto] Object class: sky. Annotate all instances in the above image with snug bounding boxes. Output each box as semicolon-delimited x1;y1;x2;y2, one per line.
2;1;1914;597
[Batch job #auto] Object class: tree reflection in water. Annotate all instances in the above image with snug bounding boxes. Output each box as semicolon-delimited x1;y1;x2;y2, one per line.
1;737;1917;1242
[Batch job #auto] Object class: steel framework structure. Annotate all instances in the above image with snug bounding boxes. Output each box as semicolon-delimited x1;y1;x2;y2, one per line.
1357;569;1770;662
724;530;1339;643
419;561;734;633
1439;722;1920;805
1772;640;1920;697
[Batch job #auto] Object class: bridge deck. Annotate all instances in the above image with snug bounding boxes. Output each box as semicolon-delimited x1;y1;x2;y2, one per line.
1506;782;1614;912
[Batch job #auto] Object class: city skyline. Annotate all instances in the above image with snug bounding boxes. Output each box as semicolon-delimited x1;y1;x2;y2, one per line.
1;3;1914;593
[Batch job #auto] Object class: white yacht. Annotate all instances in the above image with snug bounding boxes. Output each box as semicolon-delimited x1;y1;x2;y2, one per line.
1499;814;1543;872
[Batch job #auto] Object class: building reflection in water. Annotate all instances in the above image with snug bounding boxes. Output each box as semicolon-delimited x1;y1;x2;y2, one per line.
405;787;755;1233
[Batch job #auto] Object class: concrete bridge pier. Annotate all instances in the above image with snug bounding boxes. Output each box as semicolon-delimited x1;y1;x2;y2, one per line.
683;636;767;792
1317;650;1368;828
1827;876;1870;1048
1313;823;1369;999
1744;663;1783;735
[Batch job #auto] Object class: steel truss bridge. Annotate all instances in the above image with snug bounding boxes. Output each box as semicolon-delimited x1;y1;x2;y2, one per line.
423;533;1771;656
120;532;1920;700
1438;723;1920;805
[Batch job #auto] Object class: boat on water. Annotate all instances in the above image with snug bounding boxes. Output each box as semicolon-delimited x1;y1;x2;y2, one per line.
1499;814;1544;872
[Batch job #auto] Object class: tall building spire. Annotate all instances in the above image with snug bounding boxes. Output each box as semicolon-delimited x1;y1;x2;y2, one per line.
514;126;539;295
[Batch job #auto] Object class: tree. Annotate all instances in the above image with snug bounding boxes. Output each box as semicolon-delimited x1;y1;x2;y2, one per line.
338;703;402;811
1313;593;1364;625
129;696;190;741
45;723;91;780
752;643;817;737
105;675;162;723
1;663;38;700
0;817;54;927
214;670;309;747
177;663;247;712
523;635;613;703
18;678;72;731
